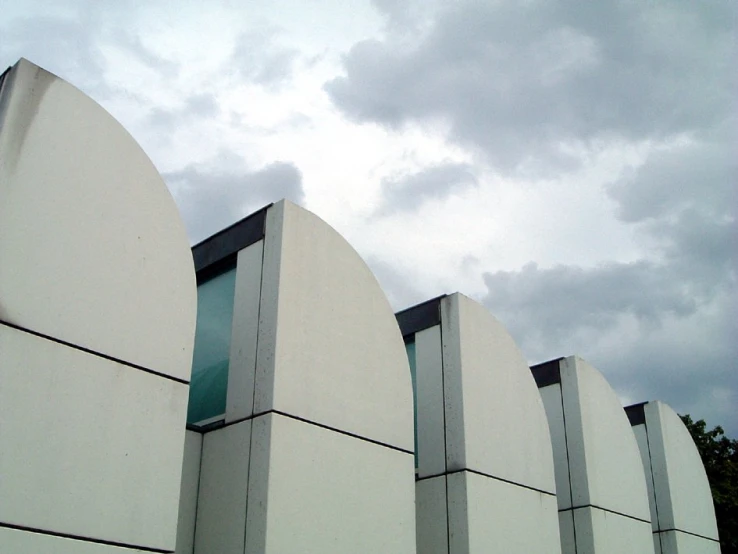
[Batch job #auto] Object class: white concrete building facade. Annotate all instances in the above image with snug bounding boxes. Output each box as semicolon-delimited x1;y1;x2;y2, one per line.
0;59;722;554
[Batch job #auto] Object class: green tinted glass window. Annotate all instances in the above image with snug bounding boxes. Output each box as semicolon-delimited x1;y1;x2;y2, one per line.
405;340;418;468
187;268;237;425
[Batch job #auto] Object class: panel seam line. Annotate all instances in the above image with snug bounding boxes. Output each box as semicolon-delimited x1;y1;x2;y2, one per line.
655;528;720;542
560;504;652;525
0;522;172;553
193;409;413;455
0;319;189;385
559;372;579;554
416;468;556;497
643;419;663;534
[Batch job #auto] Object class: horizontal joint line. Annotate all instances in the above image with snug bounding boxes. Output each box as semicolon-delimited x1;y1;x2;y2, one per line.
0;320;189;385
0;522;172;553
655;528;720;542
417;468;556;497
561;504;651;525
194;409;414;455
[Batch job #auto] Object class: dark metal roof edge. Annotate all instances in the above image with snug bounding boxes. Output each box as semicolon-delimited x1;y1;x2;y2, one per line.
395;294;448;338
0;64;16;125
192;203;271;275
0;65;11;84
624;401;648;426
191;203;271;250
529;357;566;388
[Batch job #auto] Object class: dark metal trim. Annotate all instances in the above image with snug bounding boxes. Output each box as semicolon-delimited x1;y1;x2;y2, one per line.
395;294;446;338
530;357;565;388
186;418;225;433
0;65;10;88
191;204;270;282
624;402;647;426
0;64;16;132
0;522;172;553
195;257;237;286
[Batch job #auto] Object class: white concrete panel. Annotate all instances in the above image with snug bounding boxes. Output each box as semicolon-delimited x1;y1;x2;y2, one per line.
440;293;556;493
573;507;655;554
415;476;449;554
463;472;561;554
0;325;187;551
243;413;272;554
245;413;416;554
194;421;251;554
539;383;572;510
255;201;413;450
446;472;470;554
225;240;264;422
558;510;576;554
561;357;651;521
0;527;147;554
175;431;202;554
415;325;446;478
633;422;660;530
646;402;719;540
659;531;721;554
0;59;196;380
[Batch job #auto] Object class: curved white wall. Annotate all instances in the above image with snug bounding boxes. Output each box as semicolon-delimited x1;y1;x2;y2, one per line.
255;200;414;451
536;356;654;554
0;59;196;552
0;58;196;380
442;293;556;492
648;402;719;539
413;293;560;554
629;401;720;552
566;358;652;519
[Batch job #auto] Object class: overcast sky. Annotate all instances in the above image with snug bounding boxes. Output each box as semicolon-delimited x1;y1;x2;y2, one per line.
2;0;735;435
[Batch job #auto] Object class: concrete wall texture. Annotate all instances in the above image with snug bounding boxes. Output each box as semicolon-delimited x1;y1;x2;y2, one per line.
0;59;721;553
533;357;656;554
627;401;721;553
179;200;417;554
407;294;561;554
0;59;196;552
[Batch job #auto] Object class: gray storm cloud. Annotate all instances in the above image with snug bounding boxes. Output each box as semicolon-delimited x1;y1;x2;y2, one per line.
375;162;478;216
327;0;733;173
330;0;737;432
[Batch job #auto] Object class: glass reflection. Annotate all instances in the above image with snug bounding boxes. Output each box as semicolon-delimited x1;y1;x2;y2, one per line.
187;268;237;424
406;340;418;468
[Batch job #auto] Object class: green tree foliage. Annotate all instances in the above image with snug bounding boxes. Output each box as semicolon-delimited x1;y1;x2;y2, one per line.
680;414;737;552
